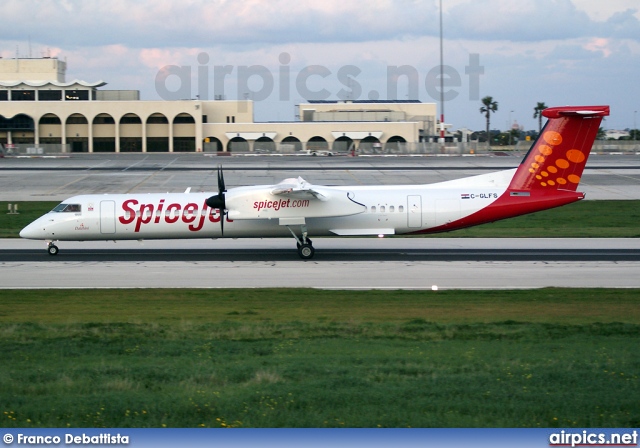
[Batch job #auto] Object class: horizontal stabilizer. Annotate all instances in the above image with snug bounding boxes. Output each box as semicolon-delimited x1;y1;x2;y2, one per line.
543;106;609;118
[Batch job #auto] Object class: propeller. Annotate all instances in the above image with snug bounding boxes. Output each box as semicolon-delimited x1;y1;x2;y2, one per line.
205;165;227;235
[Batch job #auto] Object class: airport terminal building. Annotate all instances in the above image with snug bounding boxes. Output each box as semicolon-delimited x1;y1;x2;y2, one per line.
0;57;437;154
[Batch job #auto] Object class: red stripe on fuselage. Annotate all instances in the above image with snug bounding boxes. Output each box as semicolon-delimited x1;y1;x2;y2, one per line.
410;188;584;234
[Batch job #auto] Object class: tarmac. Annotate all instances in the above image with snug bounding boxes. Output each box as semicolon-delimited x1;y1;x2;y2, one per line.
1;152;639;201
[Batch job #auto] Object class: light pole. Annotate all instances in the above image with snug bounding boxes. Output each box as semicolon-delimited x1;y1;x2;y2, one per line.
634;110;637;141
439;0;445;152
508;110;514;146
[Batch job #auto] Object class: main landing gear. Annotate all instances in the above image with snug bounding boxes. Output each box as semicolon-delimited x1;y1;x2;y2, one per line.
286;225;315;260
297;241;314;260
47;241;59;256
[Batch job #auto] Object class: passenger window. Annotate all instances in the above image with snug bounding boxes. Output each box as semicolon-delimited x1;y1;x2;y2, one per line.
380;206;386;213
371;206;376;213
399;205;404;212
390;206;395;212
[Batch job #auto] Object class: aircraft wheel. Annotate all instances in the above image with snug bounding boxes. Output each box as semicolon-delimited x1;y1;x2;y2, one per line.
47;244;59;256
297;243;315;260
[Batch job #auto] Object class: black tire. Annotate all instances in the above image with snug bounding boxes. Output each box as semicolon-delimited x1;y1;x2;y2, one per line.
48;244;59;256
297;243;315;260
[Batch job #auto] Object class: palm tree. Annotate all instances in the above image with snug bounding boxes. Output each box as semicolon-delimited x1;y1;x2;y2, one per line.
479;96;498;148
533;102;547;133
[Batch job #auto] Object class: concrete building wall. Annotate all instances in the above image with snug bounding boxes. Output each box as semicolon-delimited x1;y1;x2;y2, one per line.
201;101;253;124
0;58;67;82
120;123;141;138
0;100;204;152
300;101;436;117
300;101;436;137
2;83;434;154
1;98;427;153
96;90;140;101
203;120;420;152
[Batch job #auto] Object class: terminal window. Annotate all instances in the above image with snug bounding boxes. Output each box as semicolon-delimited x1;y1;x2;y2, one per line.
11;90;36;101
39;90;63;101
65;90;89;101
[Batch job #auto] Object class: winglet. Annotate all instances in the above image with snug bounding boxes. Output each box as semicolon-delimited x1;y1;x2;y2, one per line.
509;105;609;192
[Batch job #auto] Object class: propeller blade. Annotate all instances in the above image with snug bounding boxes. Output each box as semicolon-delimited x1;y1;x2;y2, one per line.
217;165;226;194
206;164;227;236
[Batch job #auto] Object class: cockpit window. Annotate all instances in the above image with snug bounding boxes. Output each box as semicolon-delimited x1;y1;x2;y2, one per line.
52;203;81;213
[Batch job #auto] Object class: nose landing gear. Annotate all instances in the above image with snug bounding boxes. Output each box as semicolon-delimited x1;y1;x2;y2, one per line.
47;242;59;256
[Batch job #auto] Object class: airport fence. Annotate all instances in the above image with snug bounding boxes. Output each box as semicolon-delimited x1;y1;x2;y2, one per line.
1;143;71;156
3;140;639;156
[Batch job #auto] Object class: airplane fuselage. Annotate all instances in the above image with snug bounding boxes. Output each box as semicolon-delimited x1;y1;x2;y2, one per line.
21;170;518;242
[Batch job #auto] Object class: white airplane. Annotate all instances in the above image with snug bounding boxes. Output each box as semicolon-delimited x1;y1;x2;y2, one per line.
20;105;609;259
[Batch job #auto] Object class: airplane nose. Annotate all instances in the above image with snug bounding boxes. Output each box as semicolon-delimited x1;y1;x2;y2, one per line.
20;222;44;239
19;225;33;239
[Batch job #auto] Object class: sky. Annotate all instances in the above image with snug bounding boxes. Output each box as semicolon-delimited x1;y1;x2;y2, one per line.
2;0;639;132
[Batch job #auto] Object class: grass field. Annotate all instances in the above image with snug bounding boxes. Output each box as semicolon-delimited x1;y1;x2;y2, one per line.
2;200;640;238
1;288;638;428
0;201;58;238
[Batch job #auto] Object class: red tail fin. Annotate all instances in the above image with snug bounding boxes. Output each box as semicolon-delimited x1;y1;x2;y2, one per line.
509;105;609;191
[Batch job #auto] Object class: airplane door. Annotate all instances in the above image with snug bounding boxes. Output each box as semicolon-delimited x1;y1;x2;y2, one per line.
407;195;422;228
100;200;116;234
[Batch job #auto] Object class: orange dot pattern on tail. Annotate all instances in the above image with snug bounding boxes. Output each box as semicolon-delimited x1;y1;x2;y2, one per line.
528;131;585;187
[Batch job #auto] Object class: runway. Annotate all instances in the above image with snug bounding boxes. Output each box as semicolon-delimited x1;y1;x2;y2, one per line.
3;153;639;289
2;245;640;263
2;238;640;289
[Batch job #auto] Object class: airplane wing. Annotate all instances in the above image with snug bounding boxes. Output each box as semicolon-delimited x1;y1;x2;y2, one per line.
226;176;365;220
